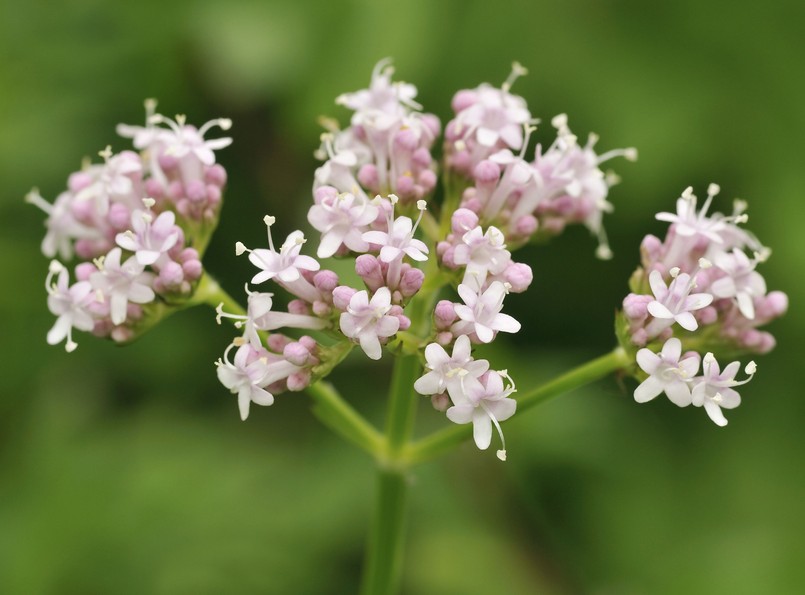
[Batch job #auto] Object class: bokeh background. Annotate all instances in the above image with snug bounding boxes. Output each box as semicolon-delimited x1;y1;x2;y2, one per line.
1;1;803;593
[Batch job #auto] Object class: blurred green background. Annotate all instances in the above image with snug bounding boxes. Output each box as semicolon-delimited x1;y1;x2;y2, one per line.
1;0;803;593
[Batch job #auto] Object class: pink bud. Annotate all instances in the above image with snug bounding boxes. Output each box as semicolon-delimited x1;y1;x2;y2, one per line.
399;267;424;297
286;371;311;392
159;261;184;288
159;153;178;170
312;300;331;317
622;293;652;320
68;171;94;193
355;255;384;291
313;270;339;294
417;169;437;192
75;262;97;281
473;160;501;184
298;335;318;352
412;148;432;168
431;393;450;412
436;331;453;345
168;181;183;199
503;263;533;293
451;89;477;113
332;285;357;311
182;259;203;281
421;113;441;137
512;215;538;238
358;164;379;191
205;163;227;186
186;180;206;202
283;342;311;366
394;129;418;152
434;300;457;330
395;175;414;197
451;208;479;234
314;185;338;205
288;299;310;315
145;178;165;199
267;333;292;352
640;234;663;263
206;184;222;206
698;306;718;325
108;203;131;230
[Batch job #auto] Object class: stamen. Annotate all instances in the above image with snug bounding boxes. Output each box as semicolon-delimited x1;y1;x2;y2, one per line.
745;361;757;375
98;146;113;161
518;124;537;159
235;242;248;256
502;61;528;93
142;197;156;209
25;188;53;214
669;267;680;278
480;400;508;462
263;215;277;252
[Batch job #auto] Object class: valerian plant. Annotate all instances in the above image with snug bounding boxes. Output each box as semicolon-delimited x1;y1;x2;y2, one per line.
29;60;787;595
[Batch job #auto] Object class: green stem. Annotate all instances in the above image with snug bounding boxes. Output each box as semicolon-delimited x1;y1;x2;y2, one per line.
359;469;409;595
194;272;384;458
308;381;384;456
403;347;630;465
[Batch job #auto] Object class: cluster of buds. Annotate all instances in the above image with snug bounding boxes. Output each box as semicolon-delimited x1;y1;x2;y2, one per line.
29;101;231;350
215;61;636;459
619;184;787;425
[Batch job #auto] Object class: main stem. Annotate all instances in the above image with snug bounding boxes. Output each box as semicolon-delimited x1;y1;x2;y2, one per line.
359;283;435;595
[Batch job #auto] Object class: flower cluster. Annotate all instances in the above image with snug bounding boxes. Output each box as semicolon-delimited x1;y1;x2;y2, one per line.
215;61;635;458
29;101;231;350
619;184;787;425
444;64;637;257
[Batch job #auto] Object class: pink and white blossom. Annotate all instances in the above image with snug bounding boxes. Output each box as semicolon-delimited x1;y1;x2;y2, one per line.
691;353;755;426
414;335;489;398
453;281;521;343
216;342;275;420
445;370;517;460
339;287;400;360
634;338;700;407
89;247;155;325
239;219;320;285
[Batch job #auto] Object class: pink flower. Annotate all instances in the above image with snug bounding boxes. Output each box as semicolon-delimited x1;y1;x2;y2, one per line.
339;287;399;360
453;281;521;343
634;338;700;407
445;370;517;460
239;218;320;285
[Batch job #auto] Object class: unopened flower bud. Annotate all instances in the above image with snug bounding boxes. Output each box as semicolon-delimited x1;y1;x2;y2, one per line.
503;262;533;293
332;285;358;311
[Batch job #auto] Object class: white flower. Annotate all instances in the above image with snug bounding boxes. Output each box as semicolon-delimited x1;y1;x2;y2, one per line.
148;113;232;166
45;261;95;352
115;203;180;266
710;249;767;319
414;335;489;398
239;218;320;285
655;184;730;244
89;247;155;325
307;192;379;258
445;370;517;460
216;289;274;348
339;287;400;360
336;58;420;129
634;338;700;407
646;269;713;336
452;225;511;291
216;342;275;421
26;188;97;260
453;281;521;343
691;353;755;427
362;198;429;263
